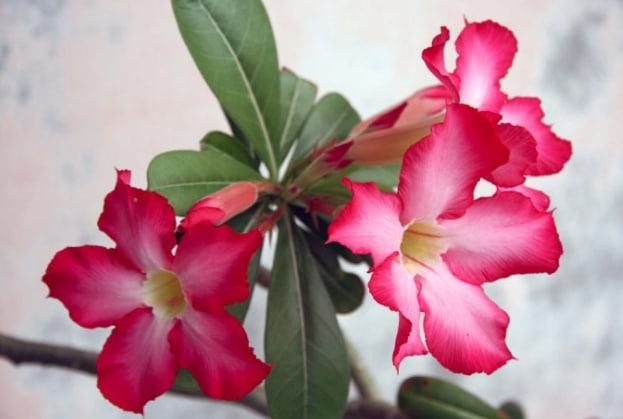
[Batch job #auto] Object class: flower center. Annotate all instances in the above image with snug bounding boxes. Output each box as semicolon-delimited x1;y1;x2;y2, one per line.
142;270;187;319
399;221;446;274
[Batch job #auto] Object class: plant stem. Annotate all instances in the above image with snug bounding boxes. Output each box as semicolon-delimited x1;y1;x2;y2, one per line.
345;334;381;400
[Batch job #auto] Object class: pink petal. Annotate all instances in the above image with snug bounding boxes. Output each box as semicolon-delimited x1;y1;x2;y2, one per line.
418;264;513;374
398;104;508;223
501;97;572;175
486;122;537;187
43;245;145;328
345;120;442;166
454;20;517;111
440;191;562;284
169;308;270;400
422;27;460;101
327;179;404;266
345;87;451;166
369;253;427;369
96;308;177;414
500;184;551;211
173;224;262;311
181;182;259;231
351;101;408;137
98;170;176;273
395;86;452;126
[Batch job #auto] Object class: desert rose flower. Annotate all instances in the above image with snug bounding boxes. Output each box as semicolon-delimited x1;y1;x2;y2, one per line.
43;170;270;413
328;104;562;374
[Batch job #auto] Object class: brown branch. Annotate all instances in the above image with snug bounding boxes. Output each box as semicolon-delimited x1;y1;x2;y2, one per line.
0;332;404;419
344;399;409;419
0;332;268;416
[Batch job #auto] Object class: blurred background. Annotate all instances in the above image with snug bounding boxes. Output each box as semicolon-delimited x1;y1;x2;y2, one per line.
1;0;621;418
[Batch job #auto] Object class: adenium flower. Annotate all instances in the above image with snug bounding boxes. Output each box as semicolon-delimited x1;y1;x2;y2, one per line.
328;104;563;374
43;170;270;413
422;19;572;183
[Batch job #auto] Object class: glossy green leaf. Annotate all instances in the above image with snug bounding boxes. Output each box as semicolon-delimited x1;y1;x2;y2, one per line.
292;93;360;161
303;229;364;314
173;0;281;178
265;215;349;419
321;271;364;314
147;148;261;215
199;131;257;168
398;376;506;419
278;69;317;160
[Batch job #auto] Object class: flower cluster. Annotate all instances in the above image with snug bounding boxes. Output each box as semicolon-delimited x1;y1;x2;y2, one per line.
328;20;570;374
41;14;571;417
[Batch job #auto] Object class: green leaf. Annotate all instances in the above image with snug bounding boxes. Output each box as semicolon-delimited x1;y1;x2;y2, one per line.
265;215;349;419
498;401;525;419
398;376;506;419
292;92;360;161
303;229;364;314
147;148;262;215
199;131;257;168
321;271;365;314
347;163;401;191
172;368;199;391
278;69;317;160
173;0;281;178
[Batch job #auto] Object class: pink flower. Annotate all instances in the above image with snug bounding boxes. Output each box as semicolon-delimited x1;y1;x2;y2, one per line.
328;104;562;374
422;20;572;184
43;171;270;413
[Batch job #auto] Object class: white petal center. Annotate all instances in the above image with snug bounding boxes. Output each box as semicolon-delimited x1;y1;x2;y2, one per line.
143;270;186;319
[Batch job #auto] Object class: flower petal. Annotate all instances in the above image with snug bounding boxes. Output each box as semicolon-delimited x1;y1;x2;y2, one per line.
501;97;572;175
440;191;562;284
96;308;177;414
398;104;508;223
418;264;513;374
396;85;452;126
486;122;537;187
169;308;270;400
422;27;460;101
98;170;176;273
351;101;408;137
327;179;404;266
345;87;452;166
369;253;427;369
174;224;262;311
454;20;517;111
43;245;144;328
500;184;551;211
180;182;259;232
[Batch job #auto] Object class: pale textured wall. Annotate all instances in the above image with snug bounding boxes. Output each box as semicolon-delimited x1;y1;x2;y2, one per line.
1;1;622;418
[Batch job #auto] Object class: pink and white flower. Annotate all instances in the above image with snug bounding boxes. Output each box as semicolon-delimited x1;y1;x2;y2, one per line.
328;104;562;374
422;20;572;184
43;171;270;413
